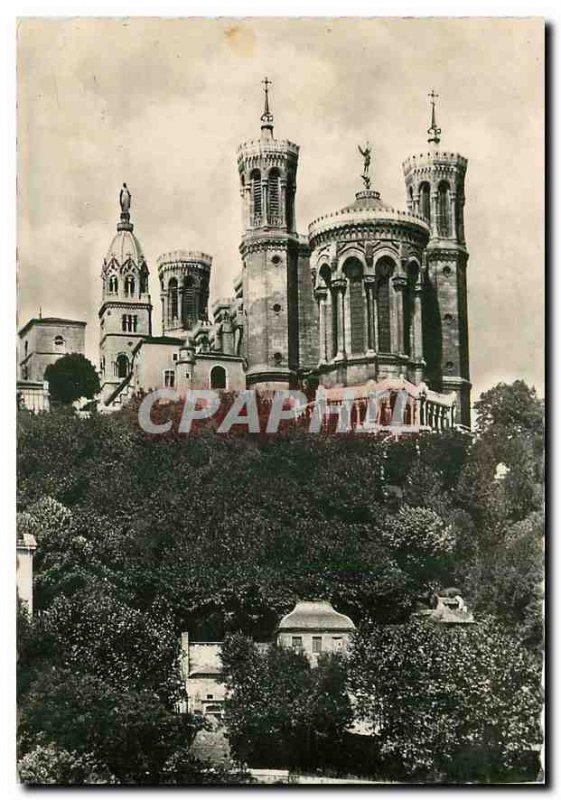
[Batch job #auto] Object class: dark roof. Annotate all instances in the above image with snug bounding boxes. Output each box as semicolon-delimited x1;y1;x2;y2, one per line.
18;317;87;337
277;601;356;632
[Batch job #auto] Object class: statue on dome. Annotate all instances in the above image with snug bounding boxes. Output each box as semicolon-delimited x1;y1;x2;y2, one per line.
358;142;372;190
119;183;131;215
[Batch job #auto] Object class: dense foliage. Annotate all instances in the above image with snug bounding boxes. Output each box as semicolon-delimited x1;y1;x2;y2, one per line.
348;619;542;782
16;380;544;782
221;633;352;771
44;353;100;404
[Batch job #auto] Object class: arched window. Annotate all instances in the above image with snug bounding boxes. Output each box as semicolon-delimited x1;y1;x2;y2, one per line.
419;182;431;222
116;353;129;379
268;168;281;225
108;275;118;294
250;169;262;225
437;181;451;237
169;278;178;320
343;257;365;354
53;335;65;353
210;365;227;390
183;275;196;327
408;185;414;211
376;258;394;353
124;275;135;296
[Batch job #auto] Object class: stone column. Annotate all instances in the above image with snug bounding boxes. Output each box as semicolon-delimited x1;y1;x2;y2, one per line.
364;277;377;352
315;287;328;364
431;191;438;235
332;279;347;361
412;280;424;361
450;193;457;239
392;276;407;354
177;288;184;327
261;179;268;227
280;180;287;228
160;293;167;331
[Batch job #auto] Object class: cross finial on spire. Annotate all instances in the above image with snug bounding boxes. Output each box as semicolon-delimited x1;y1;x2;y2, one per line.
260;76;274;133
427;89;442;145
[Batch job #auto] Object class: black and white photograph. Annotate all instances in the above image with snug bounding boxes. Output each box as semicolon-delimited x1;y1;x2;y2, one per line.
13;14;544;786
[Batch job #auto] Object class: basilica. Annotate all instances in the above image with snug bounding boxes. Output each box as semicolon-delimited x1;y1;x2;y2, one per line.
97;83;471;428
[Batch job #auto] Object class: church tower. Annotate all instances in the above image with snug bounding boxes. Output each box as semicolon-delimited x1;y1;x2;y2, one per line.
237;78;310;388
99;184;152;403
402;93;471;426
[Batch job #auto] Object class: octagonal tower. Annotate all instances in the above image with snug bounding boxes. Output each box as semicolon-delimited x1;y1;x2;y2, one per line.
157;251;211;336
237;78;312;388
402;92;471;426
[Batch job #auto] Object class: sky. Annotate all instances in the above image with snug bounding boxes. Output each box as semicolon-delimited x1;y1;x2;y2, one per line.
17;17;544;399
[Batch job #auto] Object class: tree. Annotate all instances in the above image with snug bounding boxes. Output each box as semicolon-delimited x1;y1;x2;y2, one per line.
44;353;100;404
18;668;202;784
474;381;544;441
221;633;352;771
348;619;542;782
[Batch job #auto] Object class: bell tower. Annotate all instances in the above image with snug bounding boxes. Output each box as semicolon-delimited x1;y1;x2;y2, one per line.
237;78;308;388
99;184;152;403
402;92;471;427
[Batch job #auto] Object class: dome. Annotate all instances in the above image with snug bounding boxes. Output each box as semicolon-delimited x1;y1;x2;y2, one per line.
308;188;430;245
277;600;356;632
339;188;392;214
105;229;144;267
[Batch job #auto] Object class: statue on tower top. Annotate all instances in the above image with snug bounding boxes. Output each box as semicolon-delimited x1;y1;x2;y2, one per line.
427;90;442;145
260;76;274;134
120;182;131;215
358;142;372;190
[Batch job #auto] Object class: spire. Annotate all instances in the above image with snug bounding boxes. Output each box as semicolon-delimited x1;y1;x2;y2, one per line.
117;183;133;232
427;89;442;146
260;76;274;137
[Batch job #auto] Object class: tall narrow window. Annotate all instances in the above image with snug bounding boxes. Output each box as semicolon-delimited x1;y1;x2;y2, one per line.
108;276;118;294
169;278;178;320
183;276;196;327
250;169;262;225
122;315;127;332
164;369;175;388
419;182;431;222
116;354;129;379
268;168;281;225
376;258;394;353
133;316;138;333
437;181;451;237
312;636;322;654
124;275;135;296
343;257;365;354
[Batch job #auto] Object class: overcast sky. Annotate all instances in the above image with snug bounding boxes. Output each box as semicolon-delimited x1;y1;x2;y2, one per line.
17;17;544;398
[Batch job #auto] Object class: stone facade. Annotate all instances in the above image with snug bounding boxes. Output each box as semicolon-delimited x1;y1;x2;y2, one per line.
18;317;86;382
99;85;471;426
